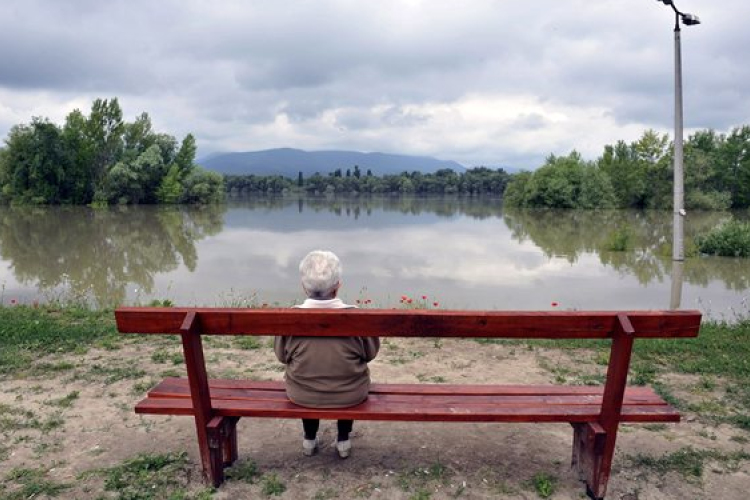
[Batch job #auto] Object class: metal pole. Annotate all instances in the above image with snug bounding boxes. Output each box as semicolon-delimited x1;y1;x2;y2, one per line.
673;15;685;261
669;260;683;309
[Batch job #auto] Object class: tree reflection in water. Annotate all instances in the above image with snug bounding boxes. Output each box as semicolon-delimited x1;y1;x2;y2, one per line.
0;205;225;306
503;208;750;291
0;196;747;310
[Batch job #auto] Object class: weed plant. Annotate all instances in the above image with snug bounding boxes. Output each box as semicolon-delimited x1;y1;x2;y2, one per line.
528;472;557;498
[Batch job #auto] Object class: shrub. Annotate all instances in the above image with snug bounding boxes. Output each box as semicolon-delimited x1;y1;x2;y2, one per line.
695;219;750;257
606;228;631;251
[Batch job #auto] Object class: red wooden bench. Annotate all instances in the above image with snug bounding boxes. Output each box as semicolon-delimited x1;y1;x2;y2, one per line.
116;307;701;500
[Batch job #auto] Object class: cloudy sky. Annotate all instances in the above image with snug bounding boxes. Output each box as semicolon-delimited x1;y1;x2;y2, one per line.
0;0;747;168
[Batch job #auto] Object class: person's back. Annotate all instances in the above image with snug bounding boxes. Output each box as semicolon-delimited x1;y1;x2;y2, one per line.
274;250;380;458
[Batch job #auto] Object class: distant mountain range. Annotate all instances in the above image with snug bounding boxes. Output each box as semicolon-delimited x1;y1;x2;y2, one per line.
197;148;466;177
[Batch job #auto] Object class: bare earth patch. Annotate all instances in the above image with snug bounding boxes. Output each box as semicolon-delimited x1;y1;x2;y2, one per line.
1;337;748;499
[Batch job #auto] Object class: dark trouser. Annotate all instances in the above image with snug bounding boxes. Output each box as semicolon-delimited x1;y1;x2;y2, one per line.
302;419;353;441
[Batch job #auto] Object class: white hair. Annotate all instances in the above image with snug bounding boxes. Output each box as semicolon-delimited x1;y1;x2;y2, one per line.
299;250;342;299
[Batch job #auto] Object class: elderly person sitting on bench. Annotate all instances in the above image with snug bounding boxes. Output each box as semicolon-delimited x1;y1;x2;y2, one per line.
274;250;380;458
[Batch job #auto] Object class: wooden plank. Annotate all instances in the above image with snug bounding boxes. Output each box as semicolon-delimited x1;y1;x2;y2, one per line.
593;313;636;499
179;312;219;485
149;377;664;397
151;390;670;406
116;308;702;339
135;397;680;423
148;386;670;407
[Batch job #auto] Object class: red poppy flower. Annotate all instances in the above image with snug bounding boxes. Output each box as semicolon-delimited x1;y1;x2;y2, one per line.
433;302;439;307
407;299;413;304
10;299;16;305
422;295;427;300
551;302;559;307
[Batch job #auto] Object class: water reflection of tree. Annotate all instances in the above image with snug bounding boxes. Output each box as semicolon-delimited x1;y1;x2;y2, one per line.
0;205;225;305
229;194;504;219
503;208;750;290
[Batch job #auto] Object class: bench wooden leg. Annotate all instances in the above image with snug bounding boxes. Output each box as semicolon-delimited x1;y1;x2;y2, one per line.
222;417;240;466
206;416;241;487
571;422;610;500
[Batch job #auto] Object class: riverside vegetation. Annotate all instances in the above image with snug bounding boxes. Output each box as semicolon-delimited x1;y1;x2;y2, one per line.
0;98;223;206
1;302;749;499
2;101;749;213
503;127;750;211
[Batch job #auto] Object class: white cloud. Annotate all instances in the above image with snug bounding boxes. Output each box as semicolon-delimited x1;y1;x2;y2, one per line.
0;0;746;168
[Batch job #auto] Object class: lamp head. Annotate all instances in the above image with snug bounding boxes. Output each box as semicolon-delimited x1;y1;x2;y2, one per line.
681;13;701;26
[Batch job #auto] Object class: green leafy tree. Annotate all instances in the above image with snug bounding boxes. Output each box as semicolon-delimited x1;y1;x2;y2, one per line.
505;152;614;209
0;118;66;204
87;98;124;198
173;133;197;179
716;126;750;208
157;165;182;204
61;109;95;204
181;167;224;204
684;129;731;210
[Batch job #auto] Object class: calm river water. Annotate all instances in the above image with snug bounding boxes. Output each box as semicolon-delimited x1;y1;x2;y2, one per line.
0;196;748;319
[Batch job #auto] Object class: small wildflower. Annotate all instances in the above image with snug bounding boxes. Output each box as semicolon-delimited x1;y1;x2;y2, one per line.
433;302;439;307
365;299;372;304
551;302;559;307
10;299;17;305
422;295;427;300
407;299;413;304
356;299;361;304
401;295;408;300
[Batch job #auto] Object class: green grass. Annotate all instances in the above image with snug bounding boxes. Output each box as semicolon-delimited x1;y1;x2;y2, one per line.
151;349;184;365
397;462;451;494
0;305;118;376
260;473;286;496
3;466;71;499
0;403;65;433
527;472;557;498
234;336;263;350
628;446;750;480
84;364;146;384
48;391;80;408
225;459;261;483
89;451;214;500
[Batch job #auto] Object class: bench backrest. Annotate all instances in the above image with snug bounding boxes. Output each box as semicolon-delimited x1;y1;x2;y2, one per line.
115;308;701;339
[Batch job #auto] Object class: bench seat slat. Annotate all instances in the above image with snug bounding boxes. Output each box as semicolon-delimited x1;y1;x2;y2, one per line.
147;382;668;406
149;377;663;398
135;397;680;423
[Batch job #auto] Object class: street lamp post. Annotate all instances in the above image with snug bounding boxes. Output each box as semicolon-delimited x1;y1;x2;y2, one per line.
655;0;700;262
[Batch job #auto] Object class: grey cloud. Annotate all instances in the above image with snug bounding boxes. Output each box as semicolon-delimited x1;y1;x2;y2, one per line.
511;113;548;131
0;0;748;166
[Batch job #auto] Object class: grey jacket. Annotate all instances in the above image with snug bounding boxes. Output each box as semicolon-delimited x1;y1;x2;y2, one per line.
273;298;380;408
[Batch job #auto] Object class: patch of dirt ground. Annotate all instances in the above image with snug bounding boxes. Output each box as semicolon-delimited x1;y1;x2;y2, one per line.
1;336;748;499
